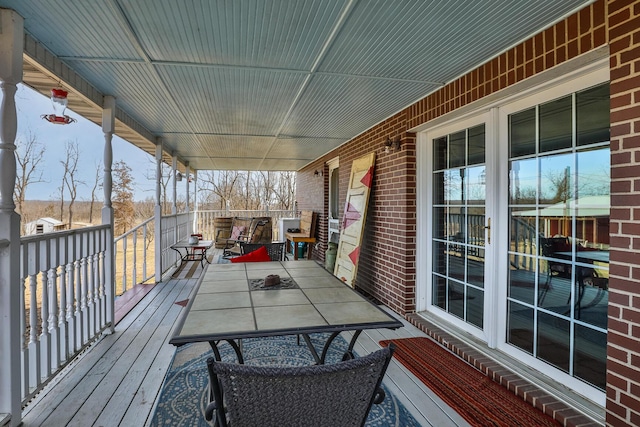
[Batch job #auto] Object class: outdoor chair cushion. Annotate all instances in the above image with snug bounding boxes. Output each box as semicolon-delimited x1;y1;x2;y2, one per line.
230;245;271;263
230;225;246;240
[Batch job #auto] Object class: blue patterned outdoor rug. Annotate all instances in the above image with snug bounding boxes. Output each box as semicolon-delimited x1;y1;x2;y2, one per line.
150;333;421;426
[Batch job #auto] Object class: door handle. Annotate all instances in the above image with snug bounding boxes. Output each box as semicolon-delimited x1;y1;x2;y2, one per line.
485;218;491;244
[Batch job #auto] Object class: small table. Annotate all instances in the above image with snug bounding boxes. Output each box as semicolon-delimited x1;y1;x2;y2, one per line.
170;239;213;268
170;260;402;364
285;233;316;260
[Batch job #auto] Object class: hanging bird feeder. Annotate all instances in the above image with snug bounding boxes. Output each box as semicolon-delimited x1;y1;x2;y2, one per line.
41;88;77;124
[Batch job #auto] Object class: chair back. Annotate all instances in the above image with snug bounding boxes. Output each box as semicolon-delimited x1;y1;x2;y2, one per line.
206;344;395;427
240;242;286;261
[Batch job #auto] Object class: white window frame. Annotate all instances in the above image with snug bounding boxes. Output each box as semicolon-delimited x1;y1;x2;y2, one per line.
416;51;609;405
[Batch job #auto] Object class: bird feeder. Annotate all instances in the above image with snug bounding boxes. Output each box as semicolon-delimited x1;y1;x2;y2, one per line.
42;88;77;124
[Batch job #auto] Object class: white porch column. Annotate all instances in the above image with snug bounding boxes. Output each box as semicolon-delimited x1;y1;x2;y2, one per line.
0;9;24;426
171;154;178;215
185;163;191;233
192;170;198;233
154;141;162;282
101;95;115;333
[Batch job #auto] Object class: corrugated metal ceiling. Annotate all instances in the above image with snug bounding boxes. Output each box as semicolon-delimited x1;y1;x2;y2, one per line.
0;0;594;171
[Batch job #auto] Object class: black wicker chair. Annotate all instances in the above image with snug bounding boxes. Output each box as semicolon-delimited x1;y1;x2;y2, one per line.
205;344;395;427
240;241;287;261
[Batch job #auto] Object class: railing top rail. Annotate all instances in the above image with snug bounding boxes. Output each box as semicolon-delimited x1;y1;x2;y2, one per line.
20;224;110;244
160;212;192;220
114;216;154;241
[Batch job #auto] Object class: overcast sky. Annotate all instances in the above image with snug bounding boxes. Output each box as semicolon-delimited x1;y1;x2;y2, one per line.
11;84;182;202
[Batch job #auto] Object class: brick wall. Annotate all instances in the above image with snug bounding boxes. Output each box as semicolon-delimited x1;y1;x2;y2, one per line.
296;0;640;424
607;1;640;425
298;0;608;316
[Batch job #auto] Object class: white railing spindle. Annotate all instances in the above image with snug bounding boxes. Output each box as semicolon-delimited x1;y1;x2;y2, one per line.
19;225;111;404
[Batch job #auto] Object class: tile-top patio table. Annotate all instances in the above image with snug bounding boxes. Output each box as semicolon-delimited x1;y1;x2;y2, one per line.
170;260;403;364
170;239;213;268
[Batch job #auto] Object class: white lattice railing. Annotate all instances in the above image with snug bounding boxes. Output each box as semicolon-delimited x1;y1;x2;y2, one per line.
19;225;112;403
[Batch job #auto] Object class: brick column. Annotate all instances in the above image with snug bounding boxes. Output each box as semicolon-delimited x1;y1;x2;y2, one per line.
607;1;640;426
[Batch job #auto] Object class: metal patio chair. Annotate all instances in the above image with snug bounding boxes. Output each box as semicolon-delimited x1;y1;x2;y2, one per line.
205;344;395;427
240;241;287;261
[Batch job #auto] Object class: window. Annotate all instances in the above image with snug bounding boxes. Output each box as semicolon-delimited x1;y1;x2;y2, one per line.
327;158;340;243
507;83;609;390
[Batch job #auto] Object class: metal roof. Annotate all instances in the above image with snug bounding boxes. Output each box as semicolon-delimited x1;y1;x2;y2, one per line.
1;0;594;171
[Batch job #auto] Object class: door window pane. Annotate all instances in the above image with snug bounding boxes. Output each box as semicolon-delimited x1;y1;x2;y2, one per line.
577;84;610;146
431;125;486;330
509;158;537;204
468;125;485;165
433;136;447;170
539;96;572;152
509;108;536;157
507;82;609;391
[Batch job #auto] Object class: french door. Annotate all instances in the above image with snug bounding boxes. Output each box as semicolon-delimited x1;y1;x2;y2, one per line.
418;62;609;404
424;113;496;340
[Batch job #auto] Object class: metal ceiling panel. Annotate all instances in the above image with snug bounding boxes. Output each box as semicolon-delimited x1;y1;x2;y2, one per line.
10;0;142;60
1;0;595;171
320;0;591;82
282;74;438;138
155;65;308;135
268;137;346;160
120;0;348;68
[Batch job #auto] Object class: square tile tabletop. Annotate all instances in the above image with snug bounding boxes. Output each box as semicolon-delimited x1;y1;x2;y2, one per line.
170;260;402;345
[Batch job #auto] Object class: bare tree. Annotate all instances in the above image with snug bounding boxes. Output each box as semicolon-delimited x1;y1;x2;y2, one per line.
14;131;47;223
199;170;242;210
60;140;84;228
273;171;296;210
113;160;136;235
89;161;102;223
58;168;67;224
144;160;173;214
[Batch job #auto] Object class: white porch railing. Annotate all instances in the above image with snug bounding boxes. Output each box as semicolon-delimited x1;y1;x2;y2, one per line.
160;212;193;274
19;225;112;404
12;209;294;409
113;217;155;294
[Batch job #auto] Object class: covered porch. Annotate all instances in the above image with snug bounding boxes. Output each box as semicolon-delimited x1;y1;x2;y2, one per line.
3;1;640;426
17;250;466;427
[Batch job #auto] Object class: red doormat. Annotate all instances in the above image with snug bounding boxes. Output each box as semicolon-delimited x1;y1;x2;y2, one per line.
379;337;560;427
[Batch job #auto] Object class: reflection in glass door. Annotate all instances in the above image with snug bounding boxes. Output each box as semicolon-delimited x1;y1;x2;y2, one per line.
507;83;609;390
432;125;486;328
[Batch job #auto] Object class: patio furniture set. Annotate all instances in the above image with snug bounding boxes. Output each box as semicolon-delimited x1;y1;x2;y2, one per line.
170;259;402;426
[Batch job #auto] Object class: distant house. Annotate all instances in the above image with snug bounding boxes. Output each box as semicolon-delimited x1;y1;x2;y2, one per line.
24;217;66;235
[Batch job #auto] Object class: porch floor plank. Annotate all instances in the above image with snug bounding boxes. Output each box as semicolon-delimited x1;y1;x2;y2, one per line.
344;312;471;427
21;259;469;427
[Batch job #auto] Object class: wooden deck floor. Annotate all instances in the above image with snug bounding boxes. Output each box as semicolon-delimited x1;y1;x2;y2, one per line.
20;256;470;427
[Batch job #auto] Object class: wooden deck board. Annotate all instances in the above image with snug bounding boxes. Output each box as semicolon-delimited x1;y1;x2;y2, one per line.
344;311;471;427
21;258;468;427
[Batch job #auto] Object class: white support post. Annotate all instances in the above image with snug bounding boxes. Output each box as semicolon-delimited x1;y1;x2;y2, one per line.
185;163;191;233
0;9;24;427
171;155;178;215
154;141;163;282
102;95;115;333
192;170;198;233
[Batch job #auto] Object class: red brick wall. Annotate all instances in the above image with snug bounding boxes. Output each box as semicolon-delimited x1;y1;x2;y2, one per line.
298;0;608;315
607;1;640;425
296;0;640;423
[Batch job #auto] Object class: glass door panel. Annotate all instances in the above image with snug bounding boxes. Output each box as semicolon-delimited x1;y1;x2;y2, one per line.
506;82;610;391
431;124;486;329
